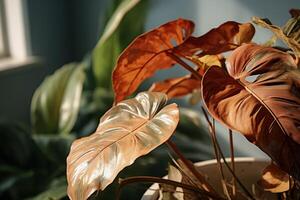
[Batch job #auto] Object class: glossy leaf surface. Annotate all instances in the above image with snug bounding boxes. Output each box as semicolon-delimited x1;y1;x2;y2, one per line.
31;63;85;134
202;43;300;180
113;19;194;102
174;22;255;57
67;92;179;200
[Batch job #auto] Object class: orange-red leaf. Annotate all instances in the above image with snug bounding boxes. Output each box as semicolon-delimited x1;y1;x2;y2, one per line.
149;75;200;99
66;92;179;200
113;19;194;102
174;21;255;57
202;43;300;180
149;55;223;99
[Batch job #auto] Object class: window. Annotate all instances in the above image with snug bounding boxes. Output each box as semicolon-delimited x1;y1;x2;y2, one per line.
0;0;34;71
0;0;8;58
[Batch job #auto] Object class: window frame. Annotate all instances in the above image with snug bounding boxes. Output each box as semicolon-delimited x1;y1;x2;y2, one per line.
0;0;37;72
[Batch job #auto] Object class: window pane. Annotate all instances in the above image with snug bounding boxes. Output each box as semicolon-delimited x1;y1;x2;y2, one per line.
0;0;8;58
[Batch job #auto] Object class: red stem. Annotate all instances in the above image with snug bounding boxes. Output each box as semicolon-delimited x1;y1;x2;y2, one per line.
166;51;202;81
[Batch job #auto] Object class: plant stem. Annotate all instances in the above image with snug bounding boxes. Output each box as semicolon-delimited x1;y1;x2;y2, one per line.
229;129;236;198
165;140;220;197
213;118;232;200
201;107;255;200
166;51;202;80
200;106;230;199
117;176;226;200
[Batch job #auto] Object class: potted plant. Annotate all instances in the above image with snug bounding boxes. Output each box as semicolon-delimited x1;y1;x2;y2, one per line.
66;9;300;200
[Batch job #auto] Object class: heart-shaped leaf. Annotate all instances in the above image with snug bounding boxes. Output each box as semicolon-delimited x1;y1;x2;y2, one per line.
113;19;194;102
202;43;300;180
66;92;179;200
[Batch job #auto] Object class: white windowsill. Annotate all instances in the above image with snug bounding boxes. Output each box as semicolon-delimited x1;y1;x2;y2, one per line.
0;56;40;73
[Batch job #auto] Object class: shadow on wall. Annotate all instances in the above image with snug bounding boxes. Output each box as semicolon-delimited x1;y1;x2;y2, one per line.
0;64;47;125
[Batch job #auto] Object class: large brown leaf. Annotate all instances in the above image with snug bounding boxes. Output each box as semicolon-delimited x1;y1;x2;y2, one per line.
66;92;179;200
174;22;255;57
113;19;194;102
202;43;300;180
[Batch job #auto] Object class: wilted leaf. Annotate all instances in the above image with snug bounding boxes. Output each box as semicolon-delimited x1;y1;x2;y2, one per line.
149;76;200;99
174;21;255;57
31;63;85;134
258;163;290;193
282;15;300;41
290;9;300;18
202;43;300;180
113;19;194;102
159;165;184;200
188;54;223;76
66;92;179;200
252;16;300;57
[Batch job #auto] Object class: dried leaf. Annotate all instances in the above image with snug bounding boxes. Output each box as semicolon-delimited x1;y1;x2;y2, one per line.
290;9;300;18
66;92;179;200
174;21;255;57
258;163;290;193
159;165;184;200
202;43;300;180
189;54;223;76
252;16;300;57
176;159;210;193
113;19;194;102
149;76;200;99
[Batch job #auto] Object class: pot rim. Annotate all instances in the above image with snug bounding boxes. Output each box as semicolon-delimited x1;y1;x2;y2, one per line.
141;156;271;200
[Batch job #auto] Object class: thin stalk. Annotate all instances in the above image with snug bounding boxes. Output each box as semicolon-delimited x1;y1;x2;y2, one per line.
200;106;230;199
201;107;255;200
213;118;232;200
229;129;236;198
166;140;220;197
166;51;202;80
117;176;226;200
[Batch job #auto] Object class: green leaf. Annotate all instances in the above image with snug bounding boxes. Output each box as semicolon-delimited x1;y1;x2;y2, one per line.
27;177;67;200
33;134;75;167
31;63;85;134
0;122;40;167
92;0;148;88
